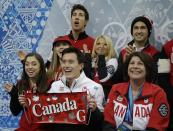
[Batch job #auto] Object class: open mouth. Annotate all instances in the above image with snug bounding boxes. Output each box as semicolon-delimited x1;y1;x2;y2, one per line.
27;71;35;76
131;70;142;75
74;21;79;25
64;68;72;73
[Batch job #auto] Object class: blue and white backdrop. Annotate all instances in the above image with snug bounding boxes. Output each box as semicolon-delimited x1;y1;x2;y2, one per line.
0;0;173;130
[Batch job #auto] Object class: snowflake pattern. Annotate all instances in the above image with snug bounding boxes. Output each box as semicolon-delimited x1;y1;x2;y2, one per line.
0;0;52;129
1;0;173;130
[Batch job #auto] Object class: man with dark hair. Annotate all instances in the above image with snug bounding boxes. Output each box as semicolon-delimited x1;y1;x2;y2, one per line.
55;4;94;52
113;16;159;83
47;4;94;67
48;47;104;131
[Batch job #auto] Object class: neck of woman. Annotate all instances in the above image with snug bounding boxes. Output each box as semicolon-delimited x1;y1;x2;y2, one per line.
29;78;37;87
130;79;144;98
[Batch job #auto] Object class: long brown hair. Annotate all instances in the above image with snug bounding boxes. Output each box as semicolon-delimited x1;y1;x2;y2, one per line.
18;53;48;94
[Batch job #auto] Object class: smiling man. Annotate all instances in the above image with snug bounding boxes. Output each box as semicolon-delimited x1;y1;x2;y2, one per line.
48;47;104;131
113;16;159;83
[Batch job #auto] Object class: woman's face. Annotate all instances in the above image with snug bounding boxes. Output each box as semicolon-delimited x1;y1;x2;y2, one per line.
25;56;40;78
54;44;70;58
128;56;146;81
94;37;108;56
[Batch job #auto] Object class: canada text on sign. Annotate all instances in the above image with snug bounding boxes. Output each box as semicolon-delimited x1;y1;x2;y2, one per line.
25;92;88;124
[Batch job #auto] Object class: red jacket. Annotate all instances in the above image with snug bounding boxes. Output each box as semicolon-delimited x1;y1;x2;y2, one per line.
113;41;159;84
60;31;94;51
162;39;173;86
121;44;159;62
10;80;53;131
104;82;169;131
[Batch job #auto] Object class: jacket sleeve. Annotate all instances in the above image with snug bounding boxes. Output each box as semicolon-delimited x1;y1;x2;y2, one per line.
152;51;160;84
9;83;23;116
98;55;118;83
158;47;173;104
146;89;170;130
102;121;115;131
94;84;105;112
88;107;104;131
83;53;92;79
103;87;116;130
111;52;124;83
45;60;51;69
87;84;105;131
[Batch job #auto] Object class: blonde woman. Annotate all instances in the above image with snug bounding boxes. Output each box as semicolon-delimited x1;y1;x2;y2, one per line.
84;35;118;99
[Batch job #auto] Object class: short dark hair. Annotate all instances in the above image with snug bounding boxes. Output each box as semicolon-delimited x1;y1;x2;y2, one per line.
123;52;157;83
71;4;89;21
131;16;152;37
62;47;84;64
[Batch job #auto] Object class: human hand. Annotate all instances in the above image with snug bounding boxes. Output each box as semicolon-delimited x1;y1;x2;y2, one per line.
123;45;136;62
18;94;28;107
18;50;26;61
125;45;135;56
82;44;91;53
4;83;13;92
87;95;97;112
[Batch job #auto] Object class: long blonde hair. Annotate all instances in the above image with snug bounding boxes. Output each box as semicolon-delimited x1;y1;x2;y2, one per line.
47;37;71;79
46;49;60;79
92;35;117;60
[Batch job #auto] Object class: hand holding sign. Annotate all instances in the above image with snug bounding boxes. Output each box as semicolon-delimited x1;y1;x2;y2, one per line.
18;94;28;107
88;96;97;112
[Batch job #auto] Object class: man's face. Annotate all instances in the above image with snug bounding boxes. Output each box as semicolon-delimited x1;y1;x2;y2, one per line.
71;9;87;32
61;53;83;81
132;21;149;44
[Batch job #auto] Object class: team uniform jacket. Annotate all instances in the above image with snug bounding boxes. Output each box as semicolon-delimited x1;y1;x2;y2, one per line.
158;39;173;104
9;80;53;131
48;71;105;131
60;31;94;51
113;40;159;83
9;82;43;131
46;31;95;65
158;39;173;130
103;82;169;131
84;54;118;99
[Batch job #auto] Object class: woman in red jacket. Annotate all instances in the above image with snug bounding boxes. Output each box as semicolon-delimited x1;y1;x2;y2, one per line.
103;52;169;131
4;53;50;131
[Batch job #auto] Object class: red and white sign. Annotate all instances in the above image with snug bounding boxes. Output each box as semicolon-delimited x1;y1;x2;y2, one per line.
25;92;88;124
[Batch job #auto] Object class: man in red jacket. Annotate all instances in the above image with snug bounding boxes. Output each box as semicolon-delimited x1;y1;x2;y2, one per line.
59;4;94;52
113;16;159;84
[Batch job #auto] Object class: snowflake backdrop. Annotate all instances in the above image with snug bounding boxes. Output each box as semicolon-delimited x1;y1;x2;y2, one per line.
0;0;173;130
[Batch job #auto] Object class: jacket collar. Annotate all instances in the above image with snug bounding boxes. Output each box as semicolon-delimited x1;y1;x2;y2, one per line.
116;82;154;98
68;31;88;40
60;71;86;89
128;39;150;50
